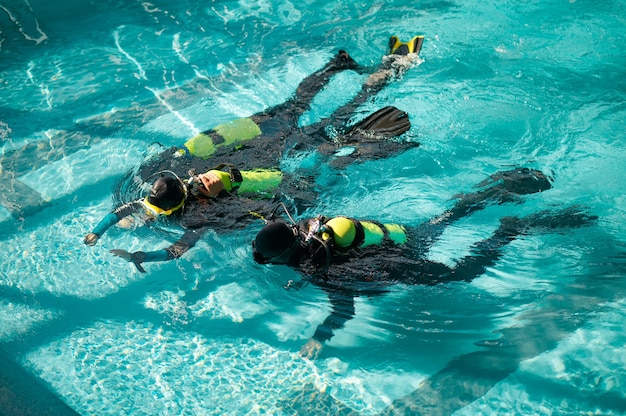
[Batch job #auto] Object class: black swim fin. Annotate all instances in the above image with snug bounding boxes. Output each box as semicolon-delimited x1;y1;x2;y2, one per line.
326;50;360;72
345;105;411;138
319;106;418;169
389;35;424;56
476;167;553;195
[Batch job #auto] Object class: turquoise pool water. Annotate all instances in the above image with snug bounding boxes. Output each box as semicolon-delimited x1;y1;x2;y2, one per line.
1;0;625;414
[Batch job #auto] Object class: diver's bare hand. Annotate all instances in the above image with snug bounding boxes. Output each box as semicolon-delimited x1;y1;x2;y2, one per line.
110;249;132;261
84;233;99;246
196;172;225;198
299;338;323;360
110;249;147;273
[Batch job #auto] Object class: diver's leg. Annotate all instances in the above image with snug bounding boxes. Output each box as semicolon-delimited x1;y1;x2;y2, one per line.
441;207;597;283
409;168;553;258
442;223;519;284
294;38;424;163
253;50;360;125
319;52;422;130
429;168;552;226
292;50;359;109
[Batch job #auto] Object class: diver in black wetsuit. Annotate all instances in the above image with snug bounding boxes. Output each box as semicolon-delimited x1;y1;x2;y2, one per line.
251;168;598;359
86;37;425;272
84;165;284;272
136;36;425;183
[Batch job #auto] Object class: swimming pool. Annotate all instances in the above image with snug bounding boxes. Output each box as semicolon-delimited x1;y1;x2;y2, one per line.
1;0;625;414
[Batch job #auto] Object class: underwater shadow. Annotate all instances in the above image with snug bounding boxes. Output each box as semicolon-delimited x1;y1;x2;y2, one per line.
381;243;626;415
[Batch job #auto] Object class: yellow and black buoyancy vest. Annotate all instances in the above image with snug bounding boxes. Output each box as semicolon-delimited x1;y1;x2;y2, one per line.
320;216;407;250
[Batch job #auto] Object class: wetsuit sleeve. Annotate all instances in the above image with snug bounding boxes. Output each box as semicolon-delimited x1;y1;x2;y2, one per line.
312;291;356;343
136;227;208;263
91;201;143;237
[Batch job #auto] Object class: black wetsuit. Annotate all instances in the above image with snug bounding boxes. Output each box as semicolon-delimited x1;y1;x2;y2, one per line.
102;51;420;271
135;51;418;187
258;168;595;345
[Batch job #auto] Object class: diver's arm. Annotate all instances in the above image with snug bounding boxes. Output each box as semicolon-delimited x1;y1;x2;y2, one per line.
84;201;143;245
161;228;206;260
110;227;208;272
301;290;356;359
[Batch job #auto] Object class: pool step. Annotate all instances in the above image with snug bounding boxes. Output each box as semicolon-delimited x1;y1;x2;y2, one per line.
0;173;48;219
0;132;144;226
0;348;79;416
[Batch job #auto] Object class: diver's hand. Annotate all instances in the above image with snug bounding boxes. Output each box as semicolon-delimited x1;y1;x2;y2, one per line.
299;338;323;360
196;172;225;197
110;249;147;273
84;233;99;246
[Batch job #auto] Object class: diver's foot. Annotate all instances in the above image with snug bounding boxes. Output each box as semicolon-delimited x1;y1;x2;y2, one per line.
485;167;552;195
522;206;597;231
499;206;597;236
326;50;359;72
364;37;425;86
453;167;552;211
372;54;422;85
471;167;553;205
381;53;420;70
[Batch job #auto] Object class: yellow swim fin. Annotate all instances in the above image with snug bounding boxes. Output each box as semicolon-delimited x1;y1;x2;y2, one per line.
389;35;424;56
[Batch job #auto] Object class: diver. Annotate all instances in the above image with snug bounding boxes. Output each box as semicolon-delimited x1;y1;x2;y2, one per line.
84;165;283;272
251;168;598;359
137;35;425;183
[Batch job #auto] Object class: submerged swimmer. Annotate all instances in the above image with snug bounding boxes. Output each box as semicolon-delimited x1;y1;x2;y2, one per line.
251;168;598;359
84;165;284;272
137;36;425;182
